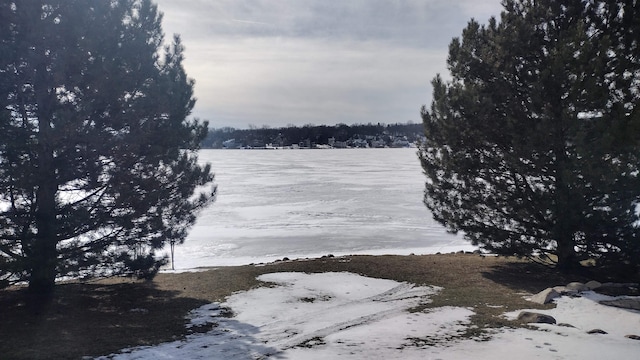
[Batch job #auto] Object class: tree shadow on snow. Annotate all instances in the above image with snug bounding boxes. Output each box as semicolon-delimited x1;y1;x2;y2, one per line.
0;281;209;359
139;309;286;360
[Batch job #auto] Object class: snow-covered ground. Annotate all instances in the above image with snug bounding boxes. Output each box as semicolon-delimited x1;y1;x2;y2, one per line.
98;272;640;359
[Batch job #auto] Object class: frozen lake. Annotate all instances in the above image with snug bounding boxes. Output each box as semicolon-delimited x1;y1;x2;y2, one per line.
169;148;472;269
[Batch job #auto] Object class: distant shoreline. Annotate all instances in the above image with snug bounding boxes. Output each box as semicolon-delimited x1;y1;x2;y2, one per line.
162;243;477;271
203;144;418;150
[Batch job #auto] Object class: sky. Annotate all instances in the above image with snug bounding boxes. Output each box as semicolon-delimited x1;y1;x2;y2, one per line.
152;0;504;129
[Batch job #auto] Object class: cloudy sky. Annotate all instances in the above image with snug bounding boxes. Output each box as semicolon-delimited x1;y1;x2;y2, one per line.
153;0;503;129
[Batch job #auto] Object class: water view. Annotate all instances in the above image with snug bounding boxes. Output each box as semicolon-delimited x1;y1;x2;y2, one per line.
170;148;472;269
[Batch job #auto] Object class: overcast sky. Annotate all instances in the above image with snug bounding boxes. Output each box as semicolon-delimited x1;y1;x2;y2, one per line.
153;0;503;129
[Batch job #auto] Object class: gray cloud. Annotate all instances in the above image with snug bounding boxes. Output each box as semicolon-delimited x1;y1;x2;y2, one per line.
153;0;502;128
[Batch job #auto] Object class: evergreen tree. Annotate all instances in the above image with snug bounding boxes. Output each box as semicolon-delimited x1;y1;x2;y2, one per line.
419;0;640;273
0;0;215;300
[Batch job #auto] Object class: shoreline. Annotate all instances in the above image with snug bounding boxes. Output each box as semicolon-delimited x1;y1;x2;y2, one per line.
161;243;479;271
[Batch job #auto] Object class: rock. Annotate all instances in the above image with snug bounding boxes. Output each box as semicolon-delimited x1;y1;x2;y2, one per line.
529;288;561;304
517;311;557;324
552;286;579;296
557;323;576;328
587;329;608;335
600;298;640;311
566;282;589;292
625;335;640;340
585;280;602;290
596;283;640;296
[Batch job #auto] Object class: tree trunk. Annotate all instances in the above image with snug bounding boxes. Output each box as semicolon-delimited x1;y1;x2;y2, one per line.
553;169;580;273
28;66;59;305
550;94;581;273
28;180;58;303
555;232;579;273
27;139;59;306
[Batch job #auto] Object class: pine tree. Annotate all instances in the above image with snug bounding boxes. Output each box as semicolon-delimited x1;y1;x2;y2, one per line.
0;0;215;300
419;0;640;273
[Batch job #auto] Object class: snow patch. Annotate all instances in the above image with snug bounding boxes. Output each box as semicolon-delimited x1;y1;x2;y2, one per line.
97;273;640;360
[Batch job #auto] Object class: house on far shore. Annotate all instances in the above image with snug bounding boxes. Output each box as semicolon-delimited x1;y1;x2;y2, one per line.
223;139;238;149
392;137;411;148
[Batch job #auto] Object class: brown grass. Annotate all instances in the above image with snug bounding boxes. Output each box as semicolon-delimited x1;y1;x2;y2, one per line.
0;253;592;359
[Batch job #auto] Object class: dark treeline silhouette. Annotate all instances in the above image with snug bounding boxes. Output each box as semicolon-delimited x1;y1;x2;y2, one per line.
202;122;424;149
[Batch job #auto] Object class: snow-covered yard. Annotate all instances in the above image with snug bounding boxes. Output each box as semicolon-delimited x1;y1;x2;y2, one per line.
98;272;640;359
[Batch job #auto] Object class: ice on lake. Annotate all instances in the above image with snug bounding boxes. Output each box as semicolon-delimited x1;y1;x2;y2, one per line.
169;148;472;269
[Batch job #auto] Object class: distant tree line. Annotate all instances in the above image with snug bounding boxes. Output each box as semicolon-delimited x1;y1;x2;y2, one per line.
202;122;424;149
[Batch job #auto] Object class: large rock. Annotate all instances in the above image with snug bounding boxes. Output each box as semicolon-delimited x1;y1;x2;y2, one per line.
517;311;557;324
566;282;589;292
596;283;640;296
600;298;640;311
553;286;578;296
585;280;602;290
529;288;561;304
